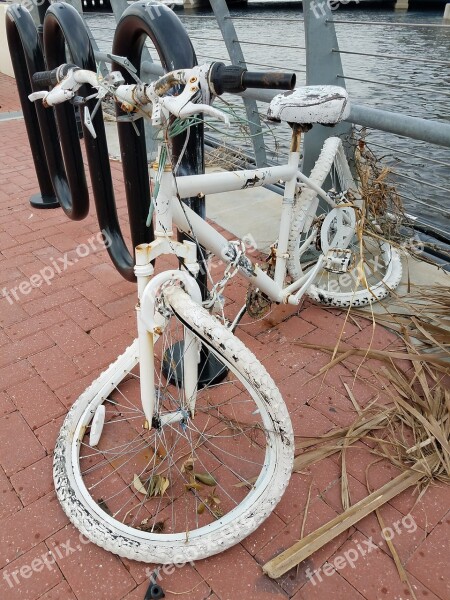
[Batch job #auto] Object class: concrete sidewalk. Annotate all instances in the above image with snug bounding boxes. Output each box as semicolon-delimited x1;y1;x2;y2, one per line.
0;72;448;600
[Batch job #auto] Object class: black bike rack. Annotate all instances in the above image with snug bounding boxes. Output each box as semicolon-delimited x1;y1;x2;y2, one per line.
113;3;227;386
5;5;59;209
112;2;206;291
43;2;147;281
6;1;226;383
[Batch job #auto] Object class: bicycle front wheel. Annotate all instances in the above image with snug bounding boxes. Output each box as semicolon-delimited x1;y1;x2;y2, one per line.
287;137;402;307
54;285;293;563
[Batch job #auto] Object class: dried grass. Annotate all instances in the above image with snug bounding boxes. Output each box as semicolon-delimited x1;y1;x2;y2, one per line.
265;280;449;580
353;133;449;262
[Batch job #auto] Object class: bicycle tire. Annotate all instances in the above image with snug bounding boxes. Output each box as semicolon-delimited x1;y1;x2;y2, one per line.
287;137;402;307
54;285;293;563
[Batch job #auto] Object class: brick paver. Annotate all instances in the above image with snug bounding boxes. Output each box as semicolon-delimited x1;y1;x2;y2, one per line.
0;73;448;600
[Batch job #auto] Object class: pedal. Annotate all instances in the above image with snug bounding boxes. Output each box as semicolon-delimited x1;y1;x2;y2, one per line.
324;248;354;274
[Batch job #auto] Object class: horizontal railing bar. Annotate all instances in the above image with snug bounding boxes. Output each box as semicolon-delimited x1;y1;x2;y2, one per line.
397;193;449;216
187;34;305;50
400;215;450;239
195;53;228;61
180;15;223;18
88;26;116;31
349;105;450;148
225;16;304;22
339;75;450;97
391;171;450;194
329;19;450;28
239;39;305;50
196;54;306;72
181;15;303;22
365;140;450;168
333;48;450;67
238;59;306;71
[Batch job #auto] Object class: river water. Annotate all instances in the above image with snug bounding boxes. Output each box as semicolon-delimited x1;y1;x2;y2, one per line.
86;5;450;237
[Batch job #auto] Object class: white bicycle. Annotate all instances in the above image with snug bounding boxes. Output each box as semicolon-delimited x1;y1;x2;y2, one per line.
30;59;402;564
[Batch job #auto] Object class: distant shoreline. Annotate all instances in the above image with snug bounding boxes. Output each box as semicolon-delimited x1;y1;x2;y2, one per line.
82;1;450;17
171;0;449;11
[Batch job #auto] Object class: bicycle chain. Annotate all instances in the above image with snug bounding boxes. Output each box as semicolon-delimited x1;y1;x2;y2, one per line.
203;241;246;311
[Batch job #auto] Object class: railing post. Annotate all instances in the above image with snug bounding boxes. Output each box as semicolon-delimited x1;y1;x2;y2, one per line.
302;0;352;182
209;0;267;167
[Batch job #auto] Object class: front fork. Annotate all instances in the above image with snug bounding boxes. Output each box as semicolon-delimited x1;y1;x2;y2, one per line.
134;242;202;428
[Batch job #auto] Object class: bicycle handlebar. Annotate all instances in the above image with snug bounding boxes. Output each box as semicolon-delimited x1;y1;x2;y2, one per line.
32;64;79;90
29;61;296;124
208;62;296;95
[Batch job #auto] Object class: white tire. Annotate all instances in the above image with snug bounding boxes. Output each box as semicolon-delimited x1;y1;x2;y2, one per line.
287;137;402;307
54;285;293;563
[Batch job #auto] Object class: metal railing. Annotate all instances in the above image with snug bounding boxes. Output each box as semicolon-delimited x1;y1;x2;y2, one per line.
30;0;450;242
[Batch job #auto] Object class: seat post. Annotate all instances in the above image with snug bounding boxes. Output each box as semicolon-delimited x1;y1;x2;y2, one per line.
273;124;304;288
289;122;312;155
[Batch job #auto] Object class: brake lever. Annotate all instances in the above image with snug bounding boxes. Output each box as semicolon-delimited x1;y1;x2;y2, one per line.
28;91;48;102
84;106;96;139
107;53;142;85
161;97;230;126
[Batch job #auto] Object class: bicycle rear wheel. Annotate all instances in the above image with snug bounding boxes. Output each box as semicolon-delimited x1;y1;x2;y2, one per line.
54;285;293;563
287;137;402;307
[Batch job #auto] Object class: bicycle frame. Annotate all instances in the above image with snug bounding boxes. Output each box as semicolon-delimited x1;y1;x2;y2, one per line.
139;126;325;308
134;126;327;425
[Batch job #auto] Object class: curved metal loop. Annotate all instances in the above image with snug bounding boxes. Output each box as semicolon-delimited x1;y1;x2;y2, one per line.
15;4;90;220
44;3;136;280
5;5;65;209
112;2;205;289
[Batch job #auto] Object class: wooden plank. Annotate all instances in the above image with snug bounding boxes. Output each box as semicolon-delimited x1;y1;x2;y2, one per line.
263;467;424;579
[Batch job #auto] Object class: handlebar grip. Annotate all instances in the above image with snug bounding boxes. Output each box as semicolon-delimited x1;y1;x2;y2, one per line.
32;68;59;90
242;71;296;91
209;62;296;95
32;64;79;90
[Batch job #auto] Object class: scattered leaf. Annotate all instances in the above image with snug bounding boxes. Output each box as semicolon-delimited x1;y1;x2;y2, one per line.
133;474;148;495
148;474;170;497
185;481;202;492
133;474;170;497
193;472;217;486
181;458;194;473
197;502;206;515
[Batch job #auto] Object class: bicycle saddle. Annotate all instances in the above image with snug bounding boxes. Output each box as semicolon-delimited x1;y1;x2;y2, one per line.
267;85;350;126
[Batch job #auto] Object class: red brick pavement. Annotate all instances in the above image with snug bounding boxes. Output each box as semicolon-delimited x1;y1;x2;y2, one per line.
0;73;448;600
